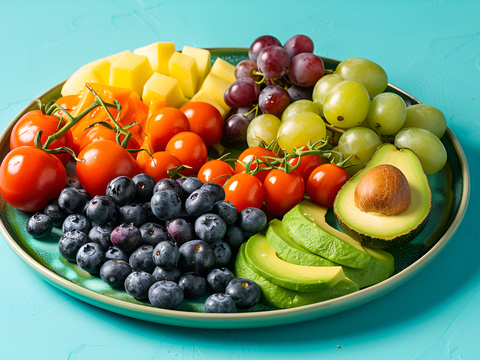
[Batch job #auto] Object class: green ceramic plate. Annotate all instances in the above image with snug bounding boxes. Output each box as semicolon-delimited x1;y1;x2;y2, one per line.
0;48;470;328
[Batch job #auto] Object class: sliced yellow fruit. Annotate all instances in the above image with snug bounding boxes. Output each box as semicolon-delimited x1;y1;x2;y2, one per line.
134;42;175;75
168;52;199;98
105;50;131;64
190;90;228;118
109;52;154;96
209;57;236;84
181;46;211;84
61;58;111;96
200;72;231;114
142;72;186;109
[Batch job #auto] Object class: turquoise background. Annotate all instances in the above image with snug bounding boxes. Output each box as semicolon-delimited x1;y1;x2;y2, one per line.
0;0;478;358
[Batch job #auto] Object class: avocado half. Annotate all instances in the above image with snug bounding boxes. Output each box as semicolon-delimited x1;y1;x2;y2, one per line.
333;143;432;249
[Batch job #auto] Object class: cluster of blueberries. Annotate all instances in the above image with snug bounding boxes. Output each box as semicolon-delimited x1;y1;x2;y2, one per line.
26;173;267;313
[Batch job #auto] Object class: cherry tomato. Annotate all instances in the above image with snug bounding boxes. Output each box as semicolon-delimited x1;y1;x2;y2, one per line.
0;146;66;212
180;102;223;146
141;151;182;182
145;107;190;152
263;169;305;216
224;173;264;212
234;147;279;182
76;140;140;197
306;164;349;208
165;131;208;176
197;159;235;186
54;95;80;118
10;110;73;166
79;124;141;158
288;154;323;183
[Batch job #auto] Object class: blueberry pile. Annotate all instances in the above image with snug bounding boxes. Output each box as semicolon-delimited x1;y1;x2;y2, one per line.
26;173;266;312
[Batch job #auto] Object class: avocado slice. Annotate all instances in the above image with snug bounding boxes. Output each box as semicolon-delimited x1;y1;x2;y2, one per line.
282;201;372;269
334;143;432;249
244;233;345;292
235;243;359;309
266;218;394;288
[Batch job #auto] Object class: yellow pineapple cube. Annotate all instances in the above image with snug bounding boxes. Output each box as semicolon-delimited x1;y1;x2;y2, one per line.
105;50;131;64
134;42;175;75
210;57;236;84
61;58;111;96
181;46;211;84
168;52;199;98
142;72;186;108
200;72;232;114
190;90;228;118
110;52;154;96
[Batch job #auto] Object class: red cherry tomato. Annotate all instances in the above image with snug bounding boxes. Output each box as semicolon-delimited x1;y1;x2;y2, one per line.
234;147;279;182
224;173;264;212
79;124;141;158
165;131;208;176
0;146;66;212
288;154;323;183
9;110;73;166
141;151;182;182
263;169;305;216
145;107;190;152
180;102;223;146
306;164;349;208
197;159;235;186
76;140;140;197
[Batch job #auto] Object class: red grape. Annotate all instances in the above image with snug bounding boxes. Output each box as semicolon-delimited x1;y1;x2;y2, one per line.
248;35;282;61
235;59;261;81
283;35;314;58
258;85;291;118
287;53;324;87
223;114;250;143
224;78;260;108
287;85;313;101
256;45;290;79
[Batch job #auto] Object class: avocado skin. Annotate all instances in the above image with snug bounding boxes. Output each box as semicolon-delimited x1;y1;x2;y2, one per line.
235;243;359;309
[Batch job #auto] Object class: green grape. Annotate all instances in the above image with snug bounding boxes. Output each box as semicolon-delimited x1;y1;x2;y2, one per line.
366;92;407;135
404;104;447;138
246;114;282;148
312;73;344;116
281;99;320;121
394;127;447;174
335;57;388;98
277;111;326;154
323;80;371;129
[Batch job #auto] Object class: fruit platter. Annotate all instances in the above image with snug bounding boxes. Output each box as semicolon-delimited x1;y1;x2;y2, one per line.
0;35;469;329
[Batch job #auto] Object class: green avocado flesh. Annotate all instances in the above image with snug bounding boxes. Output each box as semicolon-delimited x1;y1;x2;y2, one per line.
334;143;432;249
244;233;345;292
267;216;394;288
235;243;359;309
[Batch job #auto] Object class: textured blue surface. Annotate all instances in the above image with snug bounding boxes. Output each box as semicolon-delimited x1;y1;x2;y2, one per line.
0;0;479;358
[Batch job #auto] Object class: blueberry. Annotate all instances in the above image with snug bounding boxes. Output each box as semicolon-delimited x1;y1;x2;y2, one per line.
124;271;155;300
58;230;90;262
65;175;83;189
200;182;225;202
139;222;171;246
132;173;156;203
153;178;184;200
76;242;106;274
62;213;91;234
194;213;227;243
148;281;184;309
185;189;214;216
238;207;267;233
211;200;238;225
100;260;132;289
26;213;53;239
105;246;129;262
222;226;245;252
211;240;232;267
152;267;182;282
166;218;195;245
150;189;182;221
178;240;216;275
43;199;67;227
129;245;155;273
206;268;235;293
106;176;136;206
110;223;142;253
181;177;203;195
225;278;261;309
178;272;207;300
118;203;147;227
141;202;154;220
85;196;117;226
58;187;88;214
152;241;180;269
204;293;236;313
88;225;113;249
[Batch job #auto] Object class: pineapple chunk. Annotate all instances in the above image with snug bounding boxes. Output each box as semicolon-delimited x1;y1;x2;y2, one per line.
200;72;232;114
105;50;131;64
110;52;154;96
190;90;229;118
61;58;111;96
134;42;175;75
210;57;236;84
168;52;199;98
181;46;211;85
142;72;186;108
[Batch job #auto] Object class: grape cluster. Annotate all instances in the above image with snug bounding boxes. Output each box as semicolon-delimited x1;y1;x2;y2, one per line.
26;173;265;312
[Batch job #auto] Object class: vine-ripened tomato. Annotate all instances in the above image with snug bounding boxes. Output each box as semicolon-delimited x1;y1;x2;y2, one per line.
0;146;67;212
306;163;349;208
234;146;279;182
76;140;140;197
263;169;305;216
165;131;208;176
79;124;141;158
9;110;73;166
197;159;235;186
180;102;223;146
141;151;182;181
224;173;264;212
145;107;190;152
288;154;323;183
